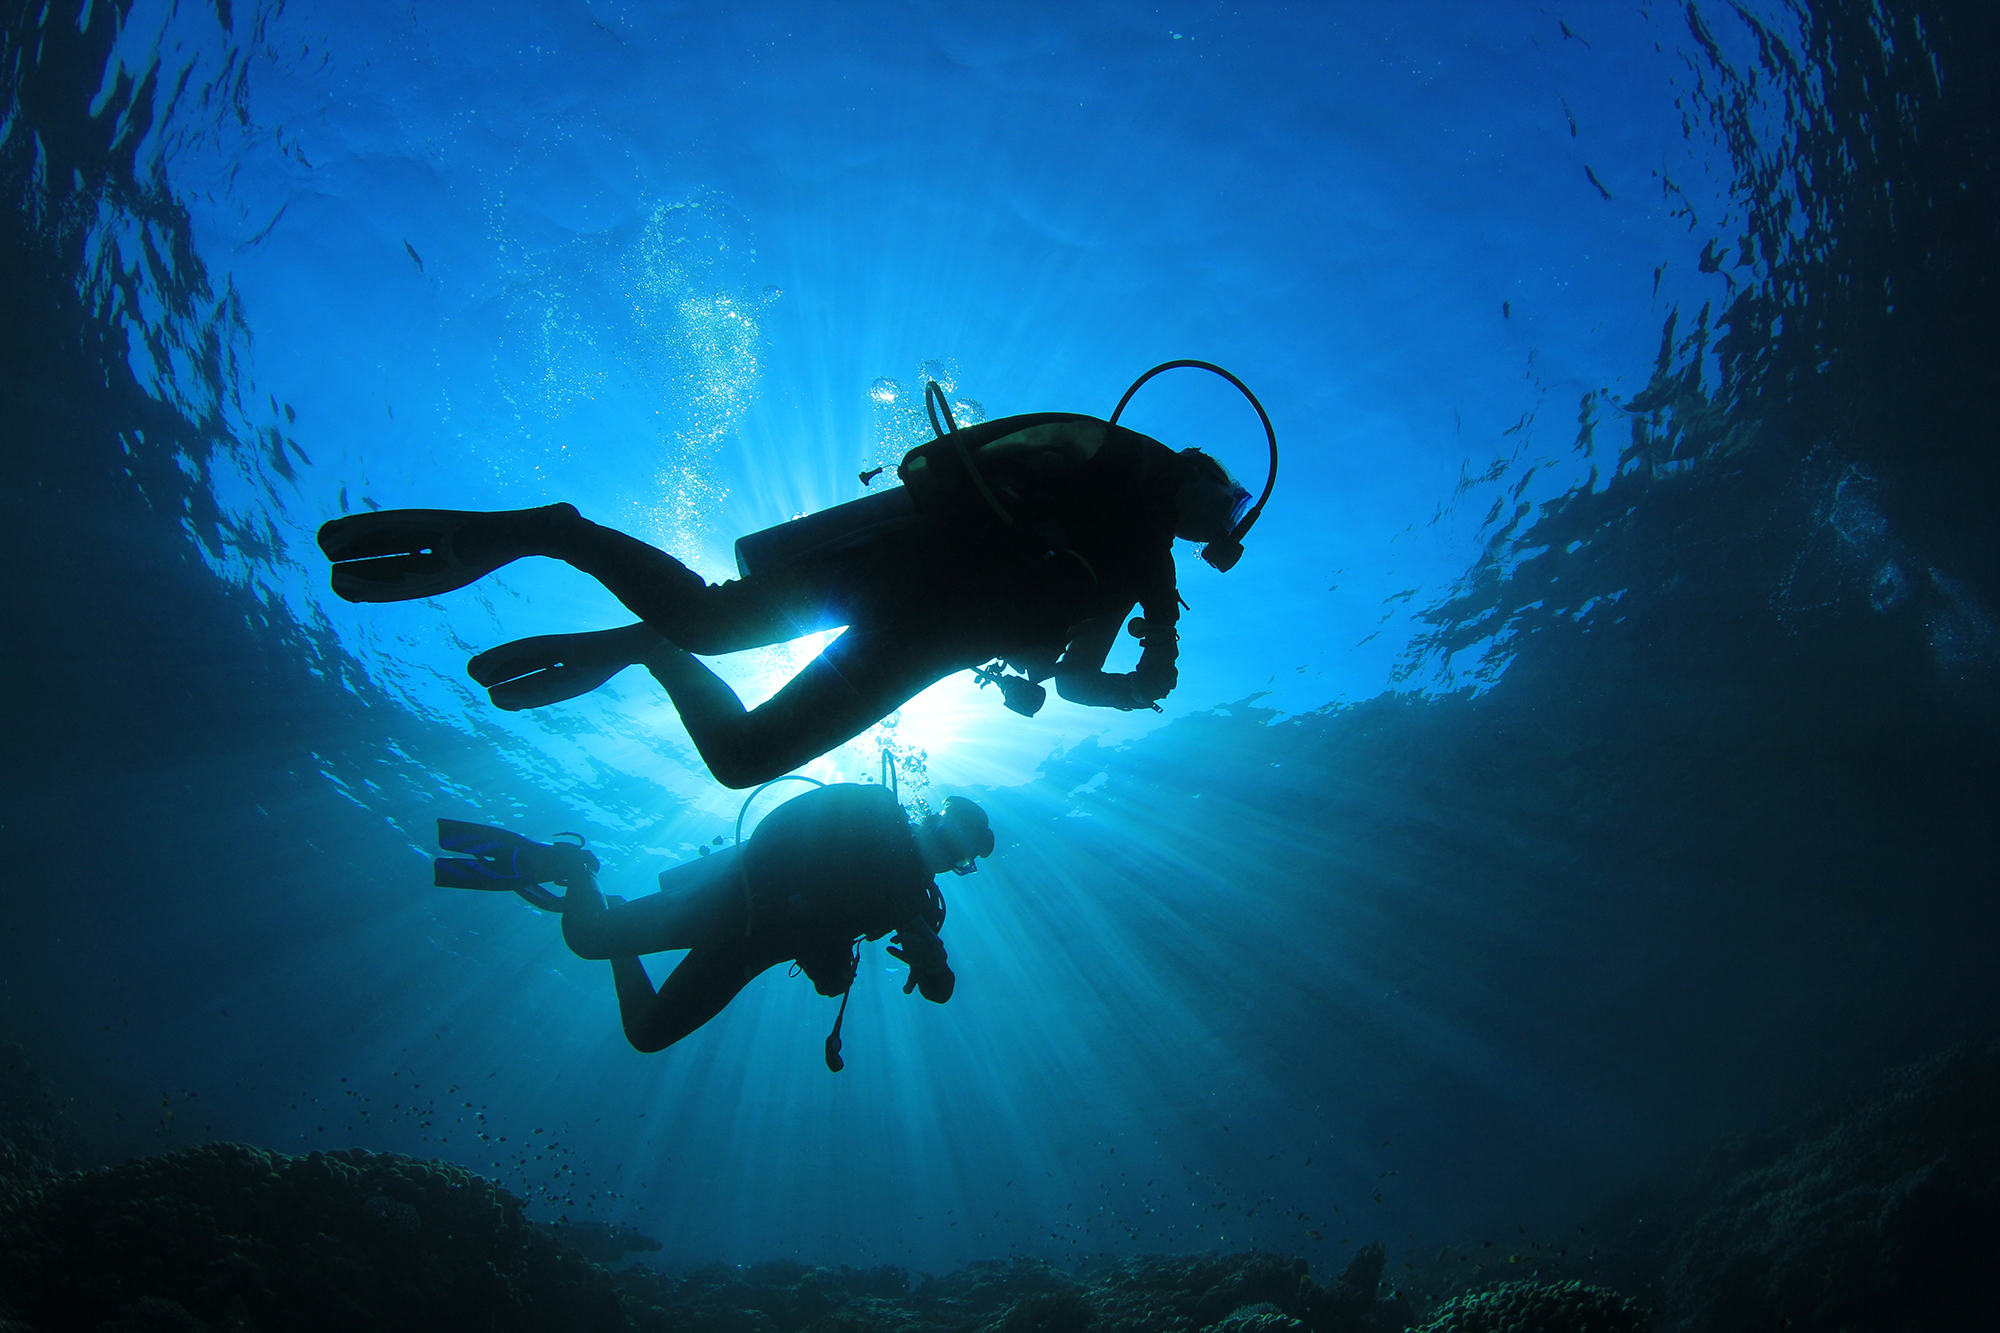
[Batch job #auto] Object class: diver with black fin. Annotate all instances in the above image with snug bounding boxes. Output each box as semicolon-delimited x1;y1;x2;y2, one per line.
321;362;1276;788
432;781;992;1067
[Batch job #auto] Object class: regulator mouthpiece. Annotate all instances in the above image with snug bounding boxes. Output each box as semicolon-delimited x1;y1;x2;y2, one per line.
1107;359;1277;572
1201;537;1246;573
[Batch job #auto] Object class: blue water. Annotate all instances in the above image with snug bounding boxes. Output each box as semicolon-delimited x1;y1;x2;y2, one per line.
5;0;1996;1281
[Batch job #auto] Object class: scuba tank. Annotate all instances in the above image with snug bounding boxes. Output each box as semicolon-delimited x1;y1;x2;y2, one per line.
735;363;1274;581
732;486;914;578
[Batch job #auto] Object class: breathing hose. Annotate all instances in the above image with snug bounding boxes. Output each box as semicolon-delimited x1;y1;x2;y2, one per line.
926;361;1278;567
1108;359;1279;572
926;379;1013;527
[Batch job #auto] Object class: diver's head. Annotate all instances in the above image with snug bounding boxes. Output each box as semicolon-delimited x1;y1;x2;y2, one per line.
1174;449;1252;551
914;796;996;877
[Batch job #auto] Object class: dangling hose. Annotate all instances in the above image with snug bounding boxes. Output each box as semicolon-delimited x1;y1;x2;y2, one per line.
1108;360;1278;570
823;940;861;1073
728;775;862;1073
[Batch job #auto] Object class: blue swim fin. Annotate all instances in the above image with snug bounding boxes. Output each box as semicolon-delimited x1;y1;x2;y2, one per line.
434;819;598;911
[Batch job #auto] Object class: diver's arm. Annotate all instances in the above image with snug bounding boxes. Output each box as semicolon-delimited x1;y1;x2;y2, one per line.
1052;609;1153;711
1128;552;1181;704
887;920;954;1003
1054;569;1180;710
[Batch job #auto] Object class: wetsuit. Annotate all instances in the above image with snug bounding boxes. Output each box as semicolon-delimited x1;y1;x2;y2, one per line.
559;784;951;1053
531;413;1185;786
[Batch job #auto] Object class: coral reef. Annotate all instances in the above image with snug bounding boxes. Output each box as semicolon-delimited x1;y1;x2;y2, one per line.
0;1142;625;1332
1647;1042;2000;1333
7;1044;1990;1332
1410;1280;1646;1333
0;1157;1428;1333
0;1045;78;1200
538;1219;665;1266
609;1245;1404;1333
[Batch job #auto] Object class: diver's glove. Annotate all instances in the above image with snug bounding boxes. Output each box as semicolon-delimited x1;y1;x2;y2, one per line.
887;925;954;1002
1116;672;1169;713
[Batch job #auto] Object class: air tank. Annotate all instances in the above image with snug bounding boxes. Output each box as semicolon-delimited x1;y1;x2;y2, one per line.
732;485;916;578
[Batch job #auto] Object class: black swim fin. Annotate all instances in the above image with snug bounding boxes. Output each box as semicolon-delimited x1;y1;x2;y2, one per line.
319;504;576;604
467;622;669;711
434;819;599;910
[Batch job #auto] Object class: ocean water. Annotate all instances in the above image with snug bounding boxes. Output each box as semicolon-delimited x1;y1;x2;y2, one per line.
2;0;1995;1280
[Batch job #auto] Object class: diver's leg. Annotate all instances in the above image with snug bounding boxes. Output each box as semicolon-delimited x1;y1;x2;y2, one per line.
531;514;849;654
323;503;869;642
611;938;784;1053
338;504;840;652
639;626;967;789
560;851;745;960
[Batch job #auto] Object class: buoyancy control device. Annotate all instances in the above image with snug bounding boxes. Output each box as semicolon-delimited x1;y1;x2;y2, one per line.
728;361;1278;711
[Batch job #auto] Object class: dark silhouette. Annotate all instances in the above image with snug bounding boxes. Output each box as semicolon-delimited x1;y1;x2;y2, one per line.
434;785;993;1059
321;413;1249;787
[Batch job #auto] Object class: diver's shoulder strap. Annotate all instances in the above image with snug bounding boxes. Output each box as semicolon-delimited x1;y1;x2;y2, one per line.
897;413;1099;521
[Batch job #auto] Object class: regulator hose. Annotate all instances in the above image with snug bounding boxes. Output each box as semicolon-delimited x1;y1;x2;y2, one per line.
1108;360;1277;572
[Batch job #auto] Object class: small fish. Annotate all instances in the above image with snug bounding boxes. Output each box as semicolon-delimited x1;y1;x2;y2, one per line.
1559;20;1592;47
404;239;424;271
1502;300;1511;319
1560;96;1578;137
1584;165;1613;200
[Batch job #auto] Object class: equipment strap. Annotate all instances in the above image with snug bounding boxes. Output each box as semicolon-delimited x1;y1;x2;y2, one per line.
927;380;1014;527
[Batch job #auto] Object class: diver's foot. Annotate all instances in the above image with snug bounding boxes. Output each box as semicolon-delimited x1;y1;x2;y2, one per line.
468;621;670;711
318;503;581;604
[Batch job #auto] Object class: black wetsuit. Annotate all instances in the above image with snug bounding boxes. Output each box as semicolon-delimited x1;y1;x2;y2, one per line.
560;784;951;1053
534;413;1185;786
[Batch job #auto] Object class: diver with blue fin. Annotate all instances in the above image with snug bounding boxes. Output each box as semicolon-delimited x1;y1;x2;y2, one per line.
322;362;1276;788
433;779;992;1068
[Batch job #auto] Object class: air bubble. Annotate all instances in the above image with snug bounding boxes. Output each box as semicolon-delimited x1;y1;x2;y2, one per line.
869;377;902;405
919;359;956;391
952;398;987;426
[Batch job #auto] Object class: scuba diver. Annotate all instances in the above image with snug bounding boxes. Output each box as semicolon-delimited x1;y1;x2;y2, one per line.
320;364;1276;789
433;782;994;1068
